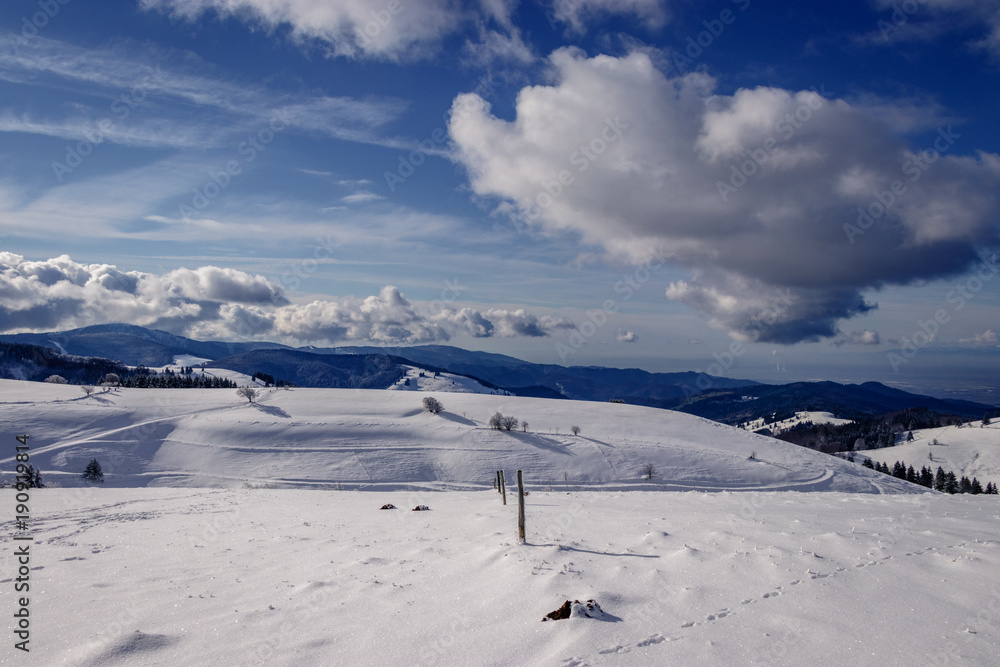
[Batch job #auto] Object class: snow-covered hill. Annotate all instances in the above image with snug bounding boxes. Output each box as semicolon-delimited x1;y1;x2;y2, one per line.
387;365;511;395
0;379;913;493
741;410;854;435
862;420;1000;486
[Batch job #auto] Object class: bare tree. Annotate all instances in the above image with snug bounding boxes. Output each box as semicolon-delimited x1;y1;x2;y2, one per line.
422;396;443;414
237;387;258;403
521;420;528;432
81;385;95;397
501;415;519;431
489;412;504;430
642;463;655;480
570;425;581;436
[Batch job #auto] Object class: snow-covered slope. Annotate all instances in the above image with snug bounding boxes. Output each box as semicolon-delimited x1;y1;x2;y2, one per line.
742;410;854;435
863;420;1000;486
0;379;914;493
8;488;999;666
387;365;510;395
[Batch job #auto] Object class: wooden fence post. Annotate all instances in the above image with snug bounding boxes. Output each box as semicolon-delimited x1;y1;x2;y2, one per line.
501;470;507;505
517;469;525;543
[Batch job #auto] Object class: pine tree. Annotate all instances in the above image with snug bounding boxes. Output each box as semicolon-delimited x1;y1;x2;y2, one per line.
934;467;946;492
906;465;917;483
862;458;875;469
82;458;104;483
971;478;983;495
945;471;959;494
920;466;934;488
959;476;973;494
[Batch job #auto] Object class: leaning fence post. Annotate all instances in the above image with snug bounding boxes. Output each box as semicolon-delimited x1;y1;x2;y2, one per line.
517;469;525;543
501;470;507;505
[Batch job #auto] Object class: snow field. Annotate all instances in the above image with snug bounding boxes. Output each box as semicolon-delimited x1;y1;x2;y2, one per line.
4;489;999;665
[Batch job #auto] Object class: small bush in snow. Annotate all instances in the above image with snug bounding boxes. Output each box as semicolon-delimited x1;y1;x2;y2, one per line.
45;375;67;384
422;396;443;414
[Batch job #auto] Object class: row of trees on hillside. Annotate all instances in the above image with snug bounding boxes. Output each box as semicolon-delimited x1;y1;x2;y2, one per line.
120;374;236;389
778;407;999;455
863;458;998;494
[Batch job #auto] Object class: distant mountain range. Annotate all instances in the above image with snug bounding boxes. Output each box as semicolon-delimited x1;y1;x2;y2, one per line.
1;324;995;420
211;349;414;390
670;381;996;424
301;344;759;403
0;323;287;366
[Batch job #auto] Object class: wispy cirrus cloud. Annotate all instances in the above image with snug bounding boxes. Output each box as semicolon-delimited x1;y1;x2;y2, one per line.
859;0;1000;57
0;36;410;150
550;0;669;33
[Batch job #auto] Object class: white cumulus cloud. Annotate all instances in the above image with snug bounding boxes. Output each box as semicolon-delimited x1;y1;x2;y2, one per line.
448;48;1000;344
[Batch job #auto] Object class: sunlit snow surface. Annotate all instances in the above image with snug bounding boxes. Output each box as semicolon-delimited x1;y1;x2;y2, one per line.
0;380;917;492
5;489;1000;665
2;379;999;665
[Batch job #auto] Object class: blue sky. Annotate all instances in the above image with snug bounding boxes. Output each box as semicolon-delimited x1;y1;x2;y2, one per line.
1;0;999;400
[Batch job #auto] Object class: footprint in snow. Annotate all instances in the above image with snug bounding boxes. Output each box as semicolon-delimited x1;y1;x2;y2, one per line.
762;591;780;599
560;658;589;667
681;621;696;628
637;634;667;647
599;644;630;654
